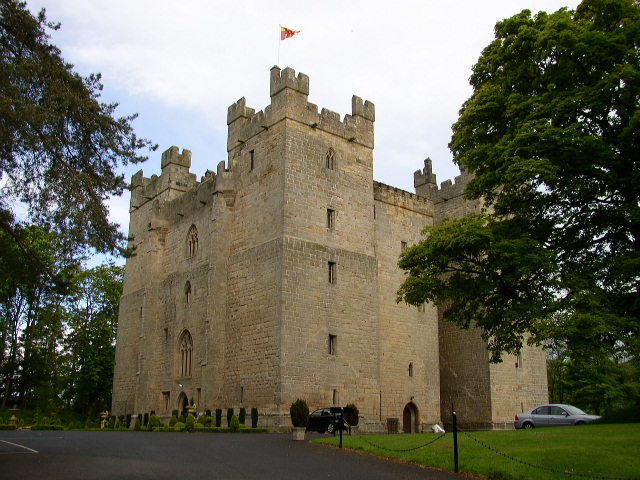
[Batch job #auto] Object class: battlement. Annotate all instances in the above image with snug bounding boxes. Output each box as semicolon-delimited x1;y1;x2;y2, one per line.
414;158;473;203
130;146;200;210
373;181;431;216
161;145;192;170
227;67;375;150
270;66;309;97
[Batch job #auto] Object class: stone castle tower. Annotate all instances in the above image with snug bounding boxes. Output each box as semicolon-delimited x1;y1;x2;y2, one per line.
111;66;548;431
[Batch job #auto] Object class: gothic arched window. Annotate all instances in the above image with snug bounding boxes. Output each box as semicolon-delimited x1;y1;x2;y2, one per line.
179;330;193;377
326;148;335;170
187;225;198;258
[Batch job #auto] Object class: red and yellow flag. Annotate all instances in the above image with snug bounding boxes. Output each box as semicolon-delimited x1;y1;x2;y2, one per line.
280;26;300;41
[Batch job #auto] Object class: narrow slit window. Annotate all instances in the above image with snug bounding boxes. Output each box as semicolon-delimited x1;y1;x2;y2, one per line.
401;241;407;253
408;362;414;377
250;150;255;171
185;281;192;304
328;262;336;284
333;389;339;406
329;334;337;355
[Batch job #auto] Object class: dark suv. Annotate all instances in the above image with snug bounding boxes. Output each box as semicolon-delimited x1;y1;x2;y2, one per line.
305;408;348;434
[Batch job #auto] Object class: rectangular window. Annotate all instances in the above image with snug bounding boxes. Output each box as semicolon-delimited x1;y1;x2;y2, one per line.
328;261;336;284
401;241;407;253
329;334;337;355
250;150;255;171
333;389;339;406
327;209;335;230
516;353;523;368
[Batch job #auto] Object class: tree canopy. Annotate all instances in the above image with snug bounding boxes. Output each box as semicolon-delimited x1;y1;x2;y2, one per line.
0;0;155;263
398;0;639;389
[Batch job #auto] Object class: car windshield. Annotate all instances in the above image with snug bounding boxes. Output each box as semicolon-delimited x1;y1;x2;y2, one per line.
563;405;587;415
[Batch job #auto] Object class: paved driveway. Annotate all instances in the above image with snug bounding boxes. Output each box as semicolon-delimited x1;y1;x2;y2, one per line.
0;430;468;480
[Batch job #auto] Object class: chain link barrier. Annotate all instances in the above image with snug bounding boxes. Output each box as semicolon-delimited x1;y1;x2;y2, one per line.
352;431;447;452
456;427;639;480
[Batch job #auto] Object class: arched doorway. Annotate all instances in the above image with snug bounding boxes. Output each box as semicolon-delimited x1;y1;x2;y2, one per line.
177;392;188;414
402;402;418;433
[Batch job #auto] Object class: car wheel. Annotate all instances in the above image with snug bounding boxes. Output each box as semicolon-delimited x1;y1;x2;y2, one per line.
523;422;534;429
327;423;334;433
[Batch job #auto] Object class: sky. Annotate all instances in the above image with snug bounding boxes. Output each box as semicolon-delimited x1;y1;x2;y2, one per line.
24;0;581;264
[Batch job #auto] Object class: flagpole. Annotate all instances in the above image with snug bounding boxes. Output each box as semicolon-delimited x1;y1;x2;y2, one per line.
277;25;281;67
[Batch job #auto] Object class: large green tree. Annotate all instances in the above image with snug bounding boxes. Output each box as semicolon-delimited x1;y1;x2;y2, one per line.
398;0;639;380
0;0;155;262
64;265;123;415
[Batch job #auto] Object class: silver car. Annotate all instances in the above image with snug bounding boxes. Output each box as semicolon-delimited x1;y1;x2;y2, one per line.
514;404;601;429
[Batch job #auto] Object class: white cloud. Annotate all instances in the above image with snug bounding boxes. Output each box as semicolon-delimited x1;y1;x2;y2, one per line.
25;0;581;263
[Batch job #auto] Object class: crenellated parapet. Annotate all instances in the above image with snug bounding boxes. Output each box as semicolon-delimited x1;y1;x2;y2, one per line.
227;66;375;151
270;66;309;97
414;157;474;204
374;181;432;216
130;146;199;211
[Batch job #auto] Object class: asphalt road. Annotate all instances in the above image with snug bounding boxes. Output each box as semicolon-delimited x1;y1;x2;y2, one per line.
0;430;471;480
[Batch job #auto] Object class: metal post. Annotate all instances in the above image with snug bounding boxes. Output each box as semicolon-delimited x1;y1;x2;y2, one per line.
339;419;343;448
452;409;459;473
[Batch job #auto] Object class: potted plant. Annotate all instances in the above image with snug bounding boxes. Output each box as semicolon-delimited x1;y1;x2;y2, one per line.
290;399;309;440
187;398;197;415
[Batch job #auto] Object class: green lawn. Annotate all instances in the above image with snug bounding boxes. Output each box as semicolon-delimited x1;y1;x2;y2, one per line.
313;424;640;480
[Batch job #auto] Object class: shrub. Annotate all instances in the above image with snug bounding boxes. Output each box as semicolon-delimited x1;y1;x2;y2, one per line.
251;408;259;428
126;414;132;428
162;425;171;432
143;412;149;427
0;425;17;430
177;414;185;423
148;414;162;430
230;415;240;432
108;417;115;429
169;415;177;427
344;404;359;426
215;409;222;427
206;409;212;417
227;408;234;427
173;422;185;432
290;399;309;428
134;419;141;431
185;414;196;432
239;408;246;426
172;409;178;418
202;415;212;427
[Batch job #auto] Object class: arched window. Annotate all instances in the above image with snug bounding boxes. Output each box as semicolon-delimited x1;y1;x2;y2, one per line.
326;148;335;170
185;281;192;304
179;330;193;377
187;225;198;258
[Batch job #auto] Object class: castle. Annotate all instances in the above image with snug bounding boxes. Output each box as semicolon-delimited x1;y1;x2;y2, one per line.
111;66;548;432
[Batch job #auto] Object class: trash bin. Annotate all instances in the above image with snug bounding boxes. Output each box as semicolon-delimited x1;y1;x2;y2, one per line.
387;418;399;434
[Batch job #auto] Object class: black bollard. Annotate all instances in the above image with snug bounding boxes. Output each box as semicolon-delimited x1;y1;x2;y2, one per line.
452;410;459;473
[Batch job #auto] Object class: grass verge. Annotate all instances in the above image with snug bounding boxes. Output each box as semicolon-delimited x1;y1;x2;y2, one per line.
313;423;640;480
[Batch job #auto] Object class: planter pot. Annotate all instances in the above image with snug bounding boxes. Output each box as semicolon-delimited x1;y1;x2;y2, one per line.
292;427;306;441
